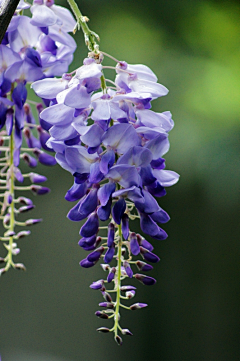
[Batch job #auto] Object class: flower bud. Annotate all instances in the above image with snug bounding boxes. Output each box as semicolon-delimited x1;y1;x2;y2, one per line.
18;205;35;213
97;327;110;333
130;232;140;255
30;185;50;195
29;172;47;183
90;279;104;290
130;302;148;310
25;218;42;226
135;273;156;286
126;290;135;299
121;328;133;336
107;267;116;283
136;260;153;272
101;264;110;271
123;261;133;278
140;246;160;263
16;197;33;205
114;335;123;346
95;311;108;319
102;291;112;303
14;263;26;271
87;246;104;262
22;153;38;168
120;285;136;292
16;230;31;239
99;302;114;309
33;149;57;166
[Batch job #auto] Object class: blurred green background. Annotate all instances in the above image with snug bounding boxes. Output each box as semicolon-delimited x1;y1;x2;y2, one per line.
1;0;240;360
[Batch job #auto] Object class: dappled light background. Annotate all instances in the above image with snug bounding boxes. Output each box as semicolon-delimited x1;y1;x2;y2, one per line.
1;0;240;360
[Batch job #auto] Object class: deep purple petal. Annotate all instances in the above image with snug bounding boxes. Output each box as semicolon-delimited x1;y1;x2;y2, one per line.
104;244;115;263
140;246;160;263
99;150;115;174
65;182;87;202
112;198;126;225
98;182;116;206
122;213;129;240
80;212;99;238
97;198;112;221
130;233;140;256
135;273;156;286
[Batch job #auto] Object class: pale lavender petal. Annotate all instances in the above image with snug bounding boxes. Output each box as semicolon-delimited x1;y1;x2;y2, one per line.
40;103;74;125
152;169;180;187
63;85;91;108
117;146;152;167
129;79;168;98
30;4;57;27
31;78;69;99
106;165;140;188
145;133;170;159
102;123;140;154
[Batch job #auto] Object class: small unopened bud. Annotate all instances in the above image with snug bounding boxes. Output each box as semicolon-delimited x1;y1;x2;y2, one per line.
121;247;126;256
114;335;123;346
7;194;12;204
33;149;56;166
101;264;110;271
17;197;33;205
121;328;133;336
126;290;135;299
22;153;38;168
30;185;50;195
120;285;136;292
135;273;156;286
14;263;26;271
0;268;6;275
4;230;15;237
136;260;153;272
102;291;112;303
123;261;133;278
130;302;148;310
97;327;110;333
29;172;47;183
90;279;104;290
16;230;31;239
3;214;10;226
62;73;72;81
107;267;116;283
95;311;108;319
12;248;20;256
99;302;114;309
0;257;5;263
25;218;42;226
18;205;35;213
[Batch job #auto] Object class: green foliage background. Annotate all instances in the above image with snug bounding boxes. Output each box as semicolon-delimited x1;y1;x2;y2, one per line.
1;0;240;360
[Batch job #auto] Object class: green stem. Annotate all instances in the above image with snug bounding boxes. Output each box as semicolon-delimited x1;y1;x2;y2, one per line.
67;0;99;52
5;130;15;271
114;224;123;337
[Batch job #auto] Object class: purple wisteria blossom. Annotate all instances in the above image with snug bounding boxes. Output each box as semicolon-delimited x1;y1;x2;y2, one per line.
0;0;76;273
33;50;179;343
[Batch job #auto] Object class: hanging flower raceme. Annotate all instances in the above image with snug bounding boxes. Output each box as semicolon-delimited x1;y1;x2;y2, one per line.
33;51;179;344
0;0;76;273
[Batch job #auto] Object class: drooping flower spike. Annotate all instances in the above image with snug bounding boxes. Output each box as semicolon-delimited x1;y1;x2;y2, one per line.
0;0;76;273
32;0;179;344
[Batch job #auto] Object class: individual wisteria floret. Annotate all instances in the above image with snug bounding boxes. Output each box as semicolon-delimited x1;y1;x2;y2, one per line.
0;0;76;273
32;50;179;344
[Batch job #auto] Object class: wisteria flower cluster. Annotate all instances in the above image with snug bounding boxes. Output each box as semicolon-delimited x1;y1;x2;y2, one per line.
0;0;76;273
33;46;179;342
1;0;180;345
